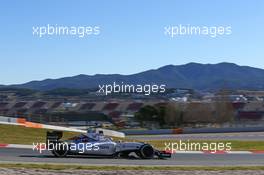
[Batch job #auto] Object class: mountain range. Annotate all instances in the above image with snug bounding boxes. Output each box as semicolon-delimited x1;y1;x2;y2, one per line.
7;62;264;91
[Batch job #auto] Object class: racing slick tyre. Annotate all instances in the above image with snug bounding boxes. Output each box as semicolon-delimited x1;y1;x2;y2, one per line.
52;142;69;157
138;144;155;159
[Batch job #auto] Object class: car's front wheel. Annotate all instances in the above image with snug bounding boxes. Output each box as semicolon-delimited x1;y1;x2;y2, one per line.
138;144;154;159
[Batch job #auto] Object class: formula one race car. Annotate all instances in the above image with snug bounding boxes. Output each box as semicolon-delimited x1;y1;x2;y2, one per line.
46;130;171;159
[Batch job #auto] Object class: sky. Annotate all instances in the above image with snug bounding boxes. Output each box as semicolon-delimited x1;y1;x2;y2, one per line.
0;0;263;85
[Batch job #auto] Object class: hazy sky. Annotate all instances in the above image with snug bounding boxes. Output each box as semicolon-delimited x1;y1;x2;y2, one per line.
0;0;263;84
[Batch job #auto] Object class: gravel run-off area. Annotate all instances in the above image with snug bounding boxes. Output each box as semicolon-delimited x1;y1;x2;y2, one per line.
1;168;264;175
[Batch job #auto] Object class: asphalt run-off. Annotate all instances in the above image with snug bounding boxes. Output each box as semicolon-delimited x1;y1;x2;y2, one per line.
0;148;264;166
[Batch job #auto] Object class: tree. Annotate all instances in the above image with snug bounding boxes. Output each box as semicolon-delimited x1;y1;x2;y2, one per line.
135;105;157;120
214;101;235;123
135;103;186;127
183;102;213;124
164;103;183;126
214;89;235;124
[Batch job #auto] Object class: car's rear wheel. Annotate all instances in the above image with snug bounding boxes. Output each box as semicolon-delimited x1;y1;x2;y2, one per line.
52;142;68;157
138;144;154;159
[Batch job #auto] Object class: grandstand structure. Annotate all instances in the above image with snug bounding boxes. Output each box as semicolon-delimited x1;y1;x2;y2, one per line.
0;97;263;128
0;99;166;127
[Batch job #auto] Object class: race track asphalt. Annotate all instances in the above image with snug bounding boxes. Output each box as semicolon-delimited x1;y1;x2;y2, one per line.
0;148;264;166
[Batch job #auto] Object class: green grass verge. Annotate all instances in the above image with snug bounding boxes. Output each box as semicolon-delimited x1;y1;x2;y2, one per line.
1;124;264;151
0;163;264;171
147;140;264;151
0;124;128;144
0;124;77;145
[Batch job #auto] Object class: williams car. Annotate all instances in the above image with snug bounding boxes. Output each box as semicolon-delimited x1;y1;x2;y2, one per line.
46;130;171;159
